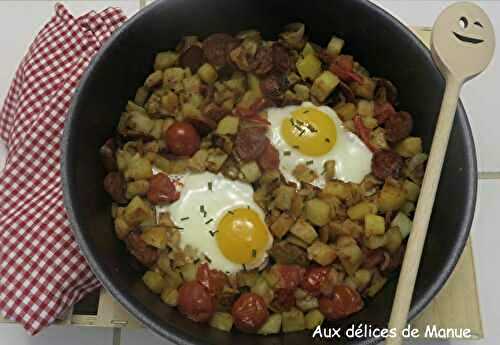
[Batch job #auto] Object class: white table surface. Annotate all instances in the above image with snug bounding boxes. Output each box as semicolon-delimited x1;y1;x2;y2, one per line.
0;1;499;344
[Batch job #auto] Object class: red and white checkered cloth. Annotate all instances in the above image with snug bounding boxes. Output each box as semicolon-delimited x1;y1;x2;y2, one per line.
0;4;126;334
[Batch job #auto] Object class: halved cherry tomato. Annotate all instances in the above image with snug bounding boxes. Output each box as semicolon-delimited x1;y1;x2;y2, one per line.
301;267;330;296
319;285;364;320
273;265;305;290
329;56;363;84
178;281;215;323
196;263;227;297
232;293;269;332
147;173;180;205
165;121;200;156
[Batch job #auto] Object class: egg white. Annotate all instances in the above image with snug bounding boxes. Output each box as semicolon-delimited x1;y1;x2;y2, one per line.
267;102;373;187
156;172;271;274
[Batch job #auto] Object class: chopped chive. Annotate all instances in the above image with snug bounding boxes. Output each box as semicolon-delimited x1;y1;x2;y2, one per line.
200;205;207;217
243;264;247;271
293;145;300;149
205;218;214;225
325;138;331;143
208;182;213;191
180;217;190;221
204;255;212;263
284;151;291;156
251;249;257;258
303;110;310;113
194;258;200;264
306;160;314;165
179;271;184;280
209;230;218;237
228;210;234;215
174;226;184;230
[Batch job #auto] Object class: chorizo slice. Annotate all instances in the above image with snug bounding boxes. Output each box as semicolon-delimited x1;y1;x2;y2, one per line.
258;143;280;171
384;111;413;143
125;232;159;267
234;127;269;161
179;45;204;72
254;46;274;75
371;150;404;180
272;43;291;73
104;172;127;204
260;74;287;102
202;33;237;66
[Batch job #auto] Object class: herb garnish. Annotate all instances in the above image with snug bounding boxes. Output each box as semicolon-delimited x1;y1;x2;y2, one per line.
180;217;190;221
205;218;214;225
208;182;213;191
251;249;257;258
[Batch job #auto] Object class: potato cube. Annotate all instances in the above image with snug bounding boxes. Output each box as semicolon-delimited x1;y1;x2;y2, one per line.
296;54;322;81
395;137;423;158
161;92;179;113
216;116;239;135
237;270;259;288
188;149;209;172
257;314;282;335
296;295;319;312
361;116;378;129
294;84;310;101
305;198;330;226
351;77;376;100
327;36;345;55
311;71;340;102
290;218;318;244
247;73;262;96
391;211;413;239
403;179;420;202
378;181;407;212
141;227;167;249
144;70;163;88
209;312;234;332
143;271;166;294
293;164;318;184
321;180;351;200
302;42;316;56
206;148;228;172
160;287;179;306
270;213;295;239
353;269;372;291
307;240;337;266
282;308;306;333
163;67;185;89
347;201;378;220
240;161;262;183
364;214;386;236
366;273;388;297
251;277;274;305
385;227;403;253
335;102;357;121
364;234;387;250
124;196;154;226
337;242;363;275
305;309;325;330
114;217;132;240
154;51;178;71
124;154;153;180
126;180;150;199
357;100;375;117
197;63;218;84
273;185;296;211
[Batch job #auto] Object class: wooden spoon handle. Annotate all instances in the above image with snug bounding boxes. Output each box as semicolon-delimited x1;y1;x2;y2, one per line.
385;78;462;345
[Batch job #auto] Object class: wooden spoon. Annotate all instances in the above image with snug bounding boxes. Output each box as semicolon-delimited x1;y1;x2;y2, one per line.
385;3;495;345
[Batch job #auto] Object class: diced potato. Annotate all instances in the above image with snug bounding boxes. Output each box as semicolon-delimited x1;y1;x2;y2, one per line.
216;116;239;135
296;295;319;312
150;120;164;140
391;211;413;239
143;271;166;294
282;308;306;333
251;277;274;305
401;201;415;216
307;240;337;266
321;180;351;200
163;269;183;289
305;309;325;330
161;92;179;114
403;180;420;202
385;227;403;253
141;227;167;249
357;100;375;117
154;51;179;71
210;312;234;332
134;87;149;106
305;198;330;226
290;194;304;218
273;185;296;211
294;84;310;101
124;154;153;180
188;149;209;172
286;234;309;249
364;234;387;250
237;270;259;288
197;63;218;84
290;218;318;244
353;269;372;291
157;252;171;272
361;116;378;129
126;180;149;199
262;269;280;288
395;137;423;158
347;201;378;220
270;212;295;239
114;217;132;240
160;287;179;306
321;160;336;181
247;73;262;96
335;102;357;121
257;313;282;335
364;214;386;236
182;103;201;118
240;161;262;183
206;148;228;172
163;67;185;89
311;71;340;102
296;54;322;81
126;111;155;135
378;180;407;212
366;272;388;297
124;196;154;226
337;241;363;275
351;77;376;100
370;127;390;151
154;155;189;174
327;36;345;55
179;262;198;282
293;164;318;184
145;70;163;88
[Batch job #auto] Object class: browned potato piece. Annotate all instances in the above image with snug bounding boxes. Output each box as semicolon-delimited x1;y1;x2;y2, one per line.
270;213;295;239
141;227;168;249
378;180;407;212
290;218;318;244
337;240;363;275
293;164;318;184
273;185;296;211
304;198;330;226
307;240;337;266
124;196;154;226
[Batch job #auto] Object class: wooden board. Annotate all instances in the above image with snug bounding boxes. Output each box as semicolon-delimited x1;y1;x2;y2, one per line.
0;28;483;340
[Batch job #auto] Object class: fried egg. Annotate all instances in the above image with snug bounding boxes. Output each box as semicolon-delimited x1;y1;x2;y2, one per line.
267;101;373;187
157;172;273;273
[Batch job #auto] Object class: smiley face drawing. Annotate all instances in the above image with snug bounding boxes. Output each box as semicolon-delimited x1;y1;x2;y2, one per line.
432;2;495;79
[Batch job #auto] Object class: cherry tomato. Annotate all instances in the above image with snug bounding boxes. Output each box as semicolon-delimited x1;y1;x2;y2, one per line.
165;121;200;156
147;173;180;205
273;265;305;290
196;263;227;297
177;281;215;323
232;293;269;332
319;285;364;320
301;267;330;296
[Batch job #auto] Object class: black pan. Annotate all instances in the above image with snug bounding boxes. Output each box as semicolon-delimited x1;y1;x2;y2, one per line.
61;0;477;344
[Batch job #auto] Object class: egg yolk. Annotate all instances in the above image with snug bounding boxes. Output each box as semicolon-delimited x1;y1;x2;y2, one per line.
281;107;337;156
216;208;270;264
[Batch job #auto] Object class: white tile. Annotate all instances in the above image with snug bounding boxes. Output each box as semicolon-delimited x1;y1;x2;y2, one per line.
0;0;140;109
122;328;171;345
0;324;113;345
373;0;500;172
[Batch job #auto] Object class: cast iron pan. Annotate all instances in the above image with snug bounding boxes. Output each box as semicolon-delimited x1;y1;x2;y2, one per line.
61;0;477;344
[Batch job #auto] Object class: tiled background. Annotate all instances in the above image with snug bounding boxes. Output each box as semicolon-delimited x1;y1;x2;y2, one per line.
0;1;499;344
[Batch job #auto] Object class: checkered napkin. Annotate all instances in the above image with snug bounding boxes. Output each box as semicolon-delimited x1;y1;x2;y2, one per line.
0;4;126;334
